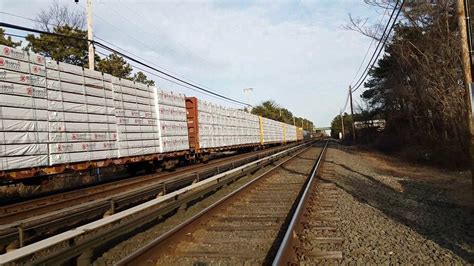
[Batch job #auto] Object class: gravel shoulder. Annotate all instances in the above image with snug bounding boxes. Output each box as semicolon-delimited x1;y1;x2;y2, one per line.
328;144;473;264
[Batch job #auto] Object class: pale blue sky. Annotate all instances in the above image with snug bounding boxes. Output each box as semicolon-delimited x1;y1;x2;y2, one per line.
0;0;381;127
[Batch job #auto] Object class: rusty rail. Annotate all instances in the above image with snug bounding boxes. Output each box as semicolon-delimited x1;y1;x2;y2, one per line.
0;142;312;265
272;140;329;265
0;143;297;249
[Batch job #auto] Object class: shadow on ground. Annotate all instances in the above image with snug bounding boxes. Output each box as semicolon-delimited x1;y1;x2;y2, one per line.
324;150;474;263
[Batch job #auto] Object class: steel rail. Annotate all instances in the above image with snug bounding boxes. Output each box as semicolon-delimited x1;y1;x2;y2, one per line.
272;140;329;265
115;145;315;265
0;143;292;221
0;144;297;247
0;142;311;265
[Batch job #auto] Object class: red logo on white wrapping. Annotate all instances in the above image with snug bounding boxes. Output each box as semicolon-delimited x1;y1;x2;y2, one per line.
3;47;10;55
20;75;27;82
36;55;43;64
0;58;4;66
27;87;33;95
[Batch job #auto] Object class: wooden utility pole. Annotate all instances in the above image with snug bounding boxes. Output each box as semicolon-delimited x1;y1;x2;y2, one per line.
457;0;474;190
340;112;345;140
86;0;95;70
349;86;356;143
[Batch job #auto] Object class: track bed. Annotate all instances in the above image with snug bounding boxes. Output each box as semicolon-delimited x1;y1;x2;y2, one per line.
124;146;322;265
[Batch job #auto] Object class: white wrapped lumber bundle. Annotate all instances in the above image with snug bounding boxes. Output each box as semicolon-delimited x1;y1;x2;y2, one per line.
197;100;259;149
113;79;160;157
153;88;189;152
45;59;118;165
0;45;49;170
286;124;297;142
261;117;285;144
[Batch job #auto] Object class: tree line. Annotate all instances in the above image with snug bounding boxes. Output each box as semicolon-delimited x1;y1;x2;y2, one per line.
251;100;315;131
333;0;469;166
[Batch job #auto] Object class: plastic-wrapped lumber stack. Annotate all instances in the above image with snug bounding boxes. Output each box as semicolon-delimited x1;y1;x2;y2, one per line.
296;127;304;141
112;78;160;157
45;59;118;164
261;117;285;144
198;100;259;149
237;109;260;145
154;89;189;152
286;124;297;142
0;45;48;170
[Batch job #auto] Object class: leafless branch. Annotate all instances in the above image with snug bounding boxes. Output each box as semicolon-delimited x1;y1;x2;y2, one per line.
342;13;383;41
35;1;85;31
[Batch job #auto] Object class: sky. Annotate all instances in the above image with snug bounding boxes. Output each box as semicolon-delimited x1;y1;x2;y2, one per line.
0;0;382;128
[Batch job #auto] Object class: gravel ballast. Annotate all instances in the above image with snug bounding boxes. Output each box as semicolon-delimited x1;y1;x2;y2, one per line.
327;145;473;264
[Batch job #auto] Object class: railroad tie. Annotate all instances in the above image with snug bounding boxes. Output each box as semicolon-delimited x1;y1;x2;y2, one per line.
297;155;343;264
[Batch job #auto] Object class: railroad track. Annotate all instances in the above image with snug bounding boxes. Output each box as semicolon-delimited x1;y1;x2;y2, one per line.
0;143;297;251
274;142;343;264
0;142;312;265
117;142;328;265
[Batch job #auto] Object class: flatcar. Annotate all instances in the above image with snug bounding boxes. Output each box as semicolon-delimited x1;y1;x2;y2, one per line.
0;44;308;182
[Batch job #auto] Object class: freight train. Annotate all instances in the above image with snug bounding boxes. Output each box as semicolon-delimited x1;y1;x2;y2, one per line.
0;44;310;182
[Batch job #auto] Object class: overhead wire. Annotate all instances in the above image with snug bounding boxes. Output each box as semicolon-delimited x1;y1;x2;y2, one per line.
112;0;211;66
352;0;404;93
350;0;401;92
94;46;249;106
0;9;221;99
341;0;404;113
0;21;250;106
1;28;249;106
349;4;390;85
72;3;240;105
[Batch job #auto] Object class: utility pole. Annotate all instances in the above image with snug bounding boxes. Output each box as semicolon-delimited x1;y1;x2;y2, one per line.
457;0;474;191
86;0;95;70
349;86;356;143
340;112;345;140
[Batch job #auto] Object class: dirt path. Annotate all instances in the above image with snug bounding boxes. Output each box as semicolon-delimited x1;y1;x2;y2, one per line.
327;145;473;264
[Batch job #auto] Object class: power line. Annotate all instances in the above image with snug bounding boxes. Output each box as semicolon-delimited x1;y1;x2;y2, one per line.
112;0;211;65
350;0;402;92
349;4;390;85
3;32;26;39
73;3;233;104
94;47;248;105
352;0;404;93
351;0;399;90
1;9;248;106
73;3;183;77
0;10;224;100
0;21;250;106
342;1;403;114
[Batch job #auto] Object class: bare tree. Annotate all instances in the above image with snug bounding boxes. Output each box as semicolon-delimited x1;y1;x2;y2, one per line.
342;0;398;41
342;14;384;40
36;1;85;31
